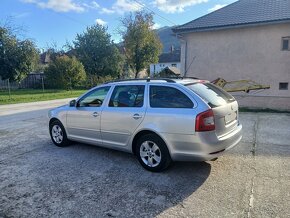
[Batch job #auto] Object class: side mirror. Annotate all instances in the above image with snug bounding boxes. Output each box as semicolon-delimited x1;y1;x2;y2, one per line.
69;99;76;107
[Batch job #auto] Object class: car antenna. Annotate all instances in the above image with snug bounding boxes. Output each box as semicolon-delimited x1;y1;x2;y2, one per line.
184;56;196;77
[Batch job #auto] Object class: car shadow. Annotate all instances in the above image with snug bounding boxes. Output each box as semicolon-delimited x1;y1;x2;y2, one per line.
35;144;211;217
7;142;211;217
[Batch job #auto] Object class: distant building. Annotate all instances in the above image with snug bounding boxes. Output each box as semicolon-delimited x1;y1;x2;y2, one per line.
173;0;290;110
40;51;51;65
157;66;181;78
149;46;181;77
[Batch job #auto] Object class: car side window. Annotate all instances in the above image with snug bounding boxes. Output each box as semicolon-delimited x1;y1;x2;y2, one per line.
78;86;110;107
109;85;145;107
150;86;194;108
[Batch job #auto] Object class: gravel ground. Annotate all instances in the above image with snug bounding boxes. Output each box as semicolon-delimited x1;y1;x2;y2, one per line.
0;100;289;218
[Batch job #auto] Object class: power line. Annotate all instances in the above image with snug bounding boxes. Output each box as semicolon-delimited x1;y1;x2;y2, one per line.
54;11;87;26
131;0;176;26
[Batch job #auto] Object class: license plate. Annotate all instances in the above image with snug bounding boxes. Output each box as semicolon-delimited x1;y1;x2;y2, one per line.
224;111;237;124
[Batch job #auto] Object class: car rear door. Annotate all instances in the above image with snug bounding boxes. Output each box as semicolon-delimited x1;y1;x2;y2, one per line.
101;84;147;147
144;84;198;135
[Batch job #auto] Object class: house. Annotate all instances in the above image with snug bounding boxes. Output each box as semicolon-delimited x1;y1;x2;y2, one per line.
157;66;181;78
149;47;181;77
40;51;51;65
172;0;290;110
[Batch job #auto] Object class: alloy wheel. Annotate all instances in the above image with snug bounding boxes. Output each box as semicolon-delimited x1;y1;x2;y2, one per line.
139;141;161;167
51;125;63;144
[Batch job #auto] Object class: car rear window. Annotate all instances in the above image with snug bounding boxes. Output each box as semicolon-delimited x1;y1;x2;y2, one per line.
150;85;194;108
185;82;235;108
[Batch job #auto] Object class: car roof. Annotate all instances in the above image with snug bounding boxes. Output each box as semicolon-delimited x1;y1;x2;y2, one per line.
104;78;208;85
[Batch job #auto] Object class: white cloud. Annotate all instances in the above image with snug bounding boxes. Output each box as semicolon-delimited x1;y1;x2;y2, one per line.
153;0;208;13
100;7;115;14
152;23;161;29
83;1;100;10
95;18;107;26
91;1;100;8
97;0;142;15
22;0;85;13
112;0;143;14
208;4;227;12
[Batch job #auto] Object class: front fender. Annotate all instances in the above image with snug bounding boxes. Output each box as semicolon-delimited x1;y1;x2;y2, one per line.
48;105;69;128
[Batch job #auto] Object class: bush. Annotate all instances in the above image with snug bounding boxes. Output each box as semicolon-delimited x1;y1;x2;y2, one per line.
45;56;86;89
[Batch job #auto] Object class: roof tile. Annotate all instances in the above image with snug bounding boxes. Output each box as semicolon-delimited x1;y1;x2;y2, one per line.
173;0;290;33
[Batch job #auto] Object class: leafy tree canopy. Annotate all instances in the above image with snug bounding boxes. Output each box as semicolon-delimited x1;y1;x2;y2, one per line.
121;11;162;78
70;24;123;78
0;26;39;82
45;55;86;89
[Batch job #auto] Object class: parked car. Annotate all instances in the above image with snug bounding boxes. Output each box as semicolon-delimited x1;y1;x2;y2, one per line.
48;78;242;172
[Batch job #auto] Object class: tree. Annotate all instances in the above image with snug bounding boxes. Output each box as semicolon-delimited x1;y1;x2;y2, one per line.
121;11;162;78
70;24;123;79
45;55;86;89
0;26;39;82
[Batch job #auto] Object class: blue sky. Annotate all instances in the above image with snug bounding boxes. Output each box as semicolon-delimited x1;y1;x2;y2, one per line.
0;0;236;50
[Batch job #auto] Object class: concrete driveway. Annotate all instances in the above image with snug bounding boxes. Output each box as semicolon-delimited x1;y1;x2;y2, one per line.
0;100;289;218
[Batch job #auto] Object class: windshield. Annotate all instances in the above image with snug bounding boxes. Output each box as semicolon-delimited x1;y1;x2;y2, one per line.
185;82;235;108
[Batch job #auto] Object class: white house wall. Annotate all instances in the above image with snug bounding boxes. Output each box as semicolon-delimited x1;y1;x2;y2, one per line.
181;23;290;110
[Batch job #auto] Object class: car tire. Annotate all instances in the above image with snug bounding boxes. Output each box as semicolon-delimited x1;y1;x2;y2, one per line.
136;134;171;172
49;120;70;147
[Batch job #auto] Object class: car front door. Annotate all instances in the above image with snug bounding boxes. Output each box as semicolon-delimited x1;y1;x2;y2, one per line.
66;86;111;145
101;84;146;147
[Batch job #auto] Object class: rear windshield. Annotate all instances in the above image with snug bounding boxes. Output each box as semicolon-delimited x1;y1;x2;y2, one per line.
185;82;235;108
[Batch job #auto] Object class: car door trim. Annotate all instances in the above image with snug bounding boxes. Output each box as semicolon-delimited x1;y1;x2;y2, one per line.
68;126;101;132
101;130;131;135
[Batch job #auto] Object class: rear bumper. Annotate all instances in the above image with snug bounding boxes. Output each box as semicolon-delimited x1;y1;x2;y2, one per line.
163;124;242;161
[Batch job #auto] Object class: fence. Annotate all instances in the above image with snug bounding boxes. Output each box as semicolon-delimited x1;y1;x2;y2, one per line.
0;73;44;89
0;73;120;96
0;71;140;94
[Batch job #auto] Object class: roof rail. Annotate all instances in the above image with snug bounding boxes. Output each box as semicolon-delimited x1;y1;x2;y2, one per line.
104;78;176;84
182;76;199;79
152;78;176;83
165;76;199;80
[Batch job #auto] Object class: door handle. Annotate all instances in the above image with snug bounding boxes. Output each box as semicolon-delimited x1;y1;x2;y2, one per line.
132;113;142;120
92;112;99;117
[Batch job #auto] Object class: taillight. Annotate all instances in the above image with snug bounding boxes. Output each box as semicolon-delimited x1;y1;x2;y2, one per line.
195;109;215;132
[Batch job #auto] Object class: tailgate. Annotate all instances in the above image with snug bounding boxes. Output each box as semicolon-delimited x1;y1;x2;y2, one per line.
212;101;239;137
185;82;239;137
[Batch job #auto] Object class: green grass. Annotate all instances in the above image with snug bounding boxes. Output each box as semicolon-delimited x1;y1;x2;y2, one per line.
0;89;87;105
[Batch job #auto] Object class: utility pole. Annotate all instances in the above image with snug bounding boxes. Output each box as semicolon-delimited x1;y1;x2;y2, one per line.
41;76;45;96
70;78;72;94
7;78;11;100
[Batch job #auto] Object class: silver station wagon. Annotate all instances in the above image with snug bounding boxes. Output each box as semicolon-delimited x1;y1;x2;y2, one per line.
48;78;242;172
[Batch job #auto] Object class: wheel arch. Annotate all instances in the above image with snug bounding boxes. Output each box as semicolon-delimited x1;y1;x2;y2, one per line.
49;117;61;127
131;129;169;155
49;117;71;147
